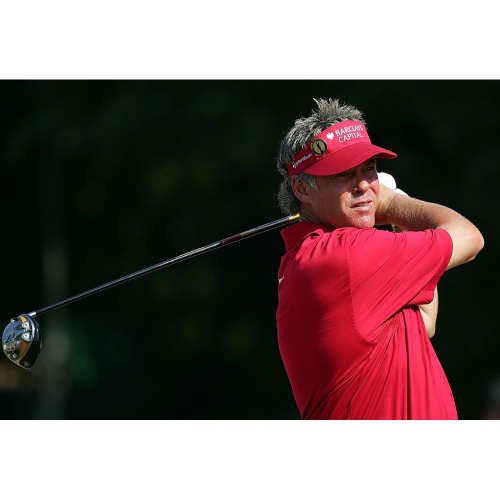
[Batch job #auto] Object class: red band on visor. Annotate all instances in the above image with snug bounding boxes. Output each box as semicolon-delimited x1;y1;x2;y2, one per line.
286;120;397;177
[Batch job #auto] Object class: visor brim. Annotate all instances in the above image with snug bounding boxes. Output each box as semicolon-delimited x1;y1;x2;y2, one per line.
303;143;397;176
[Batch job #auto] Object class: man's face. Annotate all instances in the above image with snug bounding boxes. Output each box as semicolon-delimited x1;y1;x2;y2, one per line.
293;158;380;229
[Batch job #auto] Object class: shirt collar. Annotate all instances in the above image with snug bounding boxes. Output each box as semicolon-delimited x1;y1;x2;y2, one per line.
281;221;334;251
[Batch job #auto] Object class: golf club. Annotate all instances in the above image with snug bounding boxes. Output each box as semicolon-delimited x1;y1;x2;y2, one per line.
2;213;300;369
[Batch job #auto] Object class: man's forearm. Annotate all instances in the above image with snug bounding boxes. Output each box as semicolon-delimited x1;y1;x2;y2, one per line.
376;186;484;270
389;197;469;232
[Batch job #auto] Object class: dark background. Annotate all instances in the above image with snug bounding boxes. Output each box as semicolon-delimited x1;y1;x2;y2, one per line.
0;81;497;419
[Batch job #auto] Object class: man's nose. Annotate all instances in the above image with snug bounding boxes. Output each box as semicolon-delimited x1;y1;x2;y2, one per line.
353;179;370;193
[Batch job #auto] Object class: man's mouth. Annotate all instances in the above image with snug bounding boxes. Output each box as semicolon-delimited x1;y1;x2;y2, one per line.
351;200;373;211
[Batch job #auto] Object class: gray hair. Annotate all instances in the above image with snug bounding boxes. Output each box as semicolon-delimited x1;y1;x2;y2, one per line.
276;98;367;215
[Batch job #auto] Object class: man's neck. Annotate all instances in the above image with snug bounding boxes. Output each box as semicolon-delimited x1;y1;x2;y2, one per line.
299;205;327;226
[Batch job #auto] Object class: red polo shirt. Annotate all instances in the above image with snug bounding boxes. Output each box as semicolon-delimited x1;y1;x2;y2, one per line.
276;222;456;420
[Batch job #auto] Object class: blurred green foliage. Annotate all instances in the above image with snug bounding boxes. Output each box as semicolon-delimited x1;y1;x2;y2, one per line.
0;81;497;419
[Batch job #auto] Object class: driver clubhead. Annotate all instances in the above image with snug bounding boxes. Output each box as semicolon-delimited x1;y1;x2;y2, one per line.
2;315;42;369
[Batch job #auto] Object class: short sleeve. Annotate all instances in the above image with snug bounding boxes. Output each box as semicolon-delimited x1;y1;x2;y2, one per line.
346;228;453;338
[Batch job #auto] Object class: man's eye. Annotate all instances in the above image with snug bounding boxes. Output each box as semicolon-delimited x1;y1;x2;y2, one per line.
335;172;347;178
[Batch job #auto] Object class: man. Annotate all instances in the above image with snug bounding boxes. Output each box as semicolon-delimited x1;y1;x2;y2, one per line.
275;99;484;419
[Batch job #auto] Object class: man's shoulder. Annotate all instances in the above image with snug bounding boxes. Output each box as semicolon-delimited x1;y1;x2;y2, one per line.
281;223;390;251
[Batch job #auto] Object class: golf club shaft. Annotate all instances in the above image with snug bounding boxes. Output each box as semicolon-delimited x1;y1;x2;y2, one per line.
28;214;300;318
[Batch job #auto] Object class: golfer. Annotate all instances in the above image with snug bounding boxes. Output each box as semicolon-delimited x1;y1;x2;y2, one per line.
275;99;484;419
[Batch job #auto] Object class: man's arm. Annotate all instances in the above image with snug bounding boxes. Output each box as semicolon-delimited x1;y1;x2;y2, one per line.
376;185;484;270
419;288;438;339
391;221;439;339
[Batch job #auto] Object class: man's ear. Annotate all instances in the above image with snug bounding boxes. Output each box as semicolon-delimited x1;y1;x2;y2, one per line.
291;175;314;204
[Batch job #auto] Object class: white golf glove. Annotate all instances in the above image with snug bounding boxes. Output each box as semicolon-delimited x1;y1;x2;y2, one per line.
378;172;408;197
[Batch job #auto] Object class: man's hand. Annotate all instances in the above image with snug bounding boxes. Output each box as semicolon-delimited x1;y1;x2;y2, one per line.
375;184;399;226
377;172;408;232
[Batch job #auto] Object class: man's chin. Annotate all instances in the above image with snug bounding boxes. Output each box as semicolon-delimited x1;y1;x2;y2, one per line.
350;216;376;229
